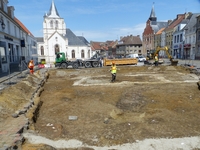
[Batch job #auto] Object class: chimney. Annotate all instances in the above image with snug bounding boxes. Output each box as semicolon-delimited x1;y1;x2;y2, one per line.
8;6;15;19
168;20;172;25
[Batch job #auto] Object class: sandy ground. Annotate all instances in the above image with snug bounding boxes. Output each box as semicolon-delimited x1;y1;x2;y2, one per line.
1;65;200;150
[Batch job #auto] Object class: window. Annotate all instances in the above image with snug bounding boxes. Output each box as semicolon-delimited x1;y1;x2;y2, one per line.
0;47;6;63
54;44;59;54
180;34;182;42
14;26;17;37
198;31;200;41
55;20;58;29
81;50;84;58
198;45;200;54
174;36;176;43
88;50;90;58
40;46;44;55
7;21;10;34
72;50;75;58
50;20;53;28
193;35;195;43
177;35;179;43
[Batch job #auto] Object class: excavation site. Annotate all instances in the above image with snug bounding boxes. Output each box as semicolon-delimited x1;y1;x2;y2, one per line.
1;65;200;150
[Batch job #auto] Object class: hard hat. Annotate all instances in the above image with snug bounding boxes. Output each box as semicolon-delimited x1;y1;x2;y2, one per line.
112;62;115;65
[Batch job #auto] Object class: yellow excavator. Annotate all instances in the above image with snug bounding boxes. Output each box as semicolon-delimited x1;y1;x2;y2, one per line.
152;46;178;66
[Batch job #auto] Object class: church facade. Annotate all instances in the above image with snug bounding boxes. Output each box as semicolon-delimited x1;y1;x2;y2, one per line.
36;1;92;64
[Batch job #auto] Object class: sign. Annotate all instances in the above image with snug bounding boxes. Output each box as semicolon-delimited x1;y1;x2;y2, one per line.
4;35;13;41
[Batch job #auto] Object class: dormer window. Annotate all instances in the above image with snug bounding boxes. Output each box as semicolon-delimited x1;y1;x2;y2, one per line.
3;0;8;13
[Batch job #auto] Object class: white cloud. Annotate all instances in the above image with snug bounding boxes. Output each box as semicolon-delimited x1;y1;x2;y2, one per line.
74;23;146;42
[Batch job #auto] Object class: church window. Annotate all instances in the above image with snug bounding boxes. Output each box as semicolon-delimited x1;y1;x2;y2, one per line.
55;20;58;29
88;50;90;58
81;50;85;58
55;44;60;54
66;52;68;58
41;46;44;55
72;50;75;58
50;20;53;28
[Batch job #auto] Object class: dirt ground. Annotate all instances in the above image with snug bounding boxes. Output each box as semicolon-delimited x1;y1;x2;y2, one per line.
1;65;200;149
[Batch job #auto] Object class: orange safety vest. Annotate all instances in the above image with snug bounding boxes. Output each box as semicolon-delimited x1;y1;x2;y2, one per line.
28;61;34;69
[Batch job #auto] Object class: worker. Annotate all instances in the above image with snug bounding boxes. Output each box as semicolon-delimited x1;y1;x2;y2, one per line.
197;81;200;90
28;59;34;74
154;54;158;66
110;62;117;82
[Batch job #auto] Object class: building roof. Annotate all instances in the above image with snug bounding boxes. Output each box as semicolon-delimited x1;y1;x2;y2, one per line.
46;0;60;18
14;17;34;37
118;35;142;45
156;28;165;35
151;22;168;33
77;36;90;45
36;37;44;42
184;13;200;31
165;14;186;30
90;41;118;51
65;28;88;46
150;3;156;19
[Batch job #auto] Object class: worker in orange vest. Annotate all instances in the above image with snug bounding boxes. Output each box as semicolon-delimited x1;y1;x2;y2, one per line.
28;60;34;74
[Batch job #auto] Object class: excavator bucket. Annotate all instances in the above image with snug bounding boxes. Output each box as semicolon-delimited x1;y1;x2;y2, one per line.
171;60;178;66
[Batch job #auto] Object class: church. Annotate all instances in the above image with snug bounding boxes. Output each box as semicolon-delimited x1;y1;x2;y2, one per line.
36;1;92;64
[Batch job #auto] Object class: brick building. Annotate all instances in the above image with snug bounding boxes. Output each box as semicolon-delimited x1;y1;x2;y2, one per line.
142;4;168;57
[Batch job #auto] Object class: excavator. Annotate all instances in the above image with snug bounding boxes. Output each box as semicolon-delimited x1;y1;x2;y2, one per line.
148;46;178;66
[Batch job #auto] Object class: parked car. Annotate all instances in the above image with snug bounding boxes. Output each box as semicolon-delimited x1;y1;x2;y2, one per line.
138;55;146;62
125;54;139;59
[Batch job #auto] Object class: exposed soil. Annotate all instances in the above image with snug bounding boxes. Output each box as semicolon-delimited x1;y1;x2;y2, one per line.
1;65;200;149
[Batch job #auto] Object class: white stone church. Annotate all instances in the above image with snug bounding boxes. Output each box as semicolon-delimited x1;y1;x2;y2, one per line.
36;1;92;64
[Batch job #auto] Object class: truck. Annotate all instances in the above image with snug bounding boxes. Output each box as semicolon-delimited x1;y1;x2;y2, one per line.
55;52;101;69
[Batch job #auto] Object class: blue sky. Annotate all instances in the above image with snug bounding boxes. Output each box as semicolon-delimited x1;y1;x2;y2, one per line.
8;0;200;42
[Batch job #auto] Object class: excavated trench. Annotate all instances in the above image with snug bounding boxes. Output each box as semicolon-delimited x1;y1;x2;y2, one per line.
1;65;200;150
21;66;200;150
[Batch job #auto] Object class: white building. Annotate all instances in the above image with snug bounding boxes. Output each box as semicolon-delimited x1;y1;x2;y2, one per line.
173;21;187;59
184;13;200;60
0;0;37;73
36;1;92;64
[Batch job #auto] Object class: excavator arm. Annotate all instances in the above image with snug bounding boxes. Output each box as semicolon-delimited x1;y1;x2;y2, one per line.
154;46;178;65
154;46;172;60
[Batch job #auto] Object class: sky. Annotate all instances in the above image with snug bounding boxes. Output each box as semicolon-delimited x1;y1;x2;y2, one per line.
8;0;200;42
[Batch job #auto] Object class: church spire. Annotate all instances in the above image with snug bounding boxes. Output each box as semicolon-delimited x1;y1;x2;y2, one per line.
47;0;60;18
149;2;157;22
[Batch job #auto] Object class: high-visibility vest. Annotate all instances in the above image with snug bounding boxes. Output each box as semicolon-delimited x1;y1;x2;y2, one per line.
155;56;158;61
111;65;117;74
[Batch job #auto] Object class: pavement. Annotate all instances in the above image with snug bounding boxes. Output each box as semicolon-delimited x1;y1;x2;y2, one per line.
0;66;42;150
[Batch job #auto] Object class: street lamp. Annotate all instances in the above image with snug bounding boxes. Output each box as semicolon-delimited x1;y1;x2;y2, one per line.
1;22;5;29
0;17;5;30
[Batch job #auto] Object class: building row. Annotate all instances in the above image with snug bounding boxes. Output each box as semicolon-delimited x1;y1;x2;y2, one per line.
0;0;37;73
143;5;200;60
